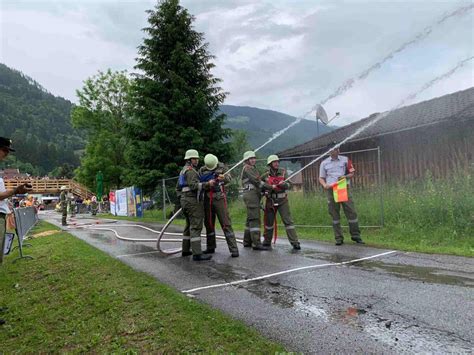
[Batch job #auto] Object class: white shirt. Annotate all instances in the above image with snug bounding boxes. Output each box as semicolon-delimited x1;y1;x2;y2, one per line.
319;155;352;185
0;177;11;214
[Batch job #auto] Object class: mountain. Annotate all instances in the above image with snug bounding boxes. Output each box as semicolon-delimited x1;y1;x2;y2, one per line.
0;63;84;175
220;105;334;157
0;63;332;176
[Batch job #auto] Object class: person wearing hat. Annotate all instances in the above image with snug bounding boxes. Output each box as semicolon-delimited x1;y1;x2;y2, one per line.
0;137;31;264
177;149;212;261
199;154;239;257
59;185;69;226
241;151;269;251
262;155;301;250
319;141;364;245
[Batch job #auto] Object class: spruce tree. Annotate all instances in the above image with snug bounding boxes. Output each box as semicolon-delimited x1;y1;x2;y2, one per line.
127;0;231;192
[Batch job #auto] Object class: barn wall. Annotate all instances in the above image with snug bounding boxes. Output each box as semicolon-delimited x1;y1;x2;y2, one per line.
299;120;473;191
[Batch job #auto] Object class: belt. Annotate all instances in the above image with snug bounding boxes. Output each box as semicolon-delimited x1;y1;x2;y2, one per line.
243;184;256;190
272;193;287;199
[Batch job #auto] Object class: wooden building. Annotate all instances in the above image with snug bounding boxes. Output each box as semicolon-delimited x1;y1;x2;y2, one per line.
278;87;474;190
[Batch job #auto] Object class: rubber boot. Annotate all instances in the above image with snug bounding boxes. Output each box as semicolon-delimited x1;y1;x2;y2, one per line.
253;245;270;251
193;254;213;261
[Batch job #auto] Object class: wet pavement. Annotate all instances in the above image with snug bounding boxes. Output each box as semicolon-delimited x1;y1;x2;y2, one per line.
42;211;474;354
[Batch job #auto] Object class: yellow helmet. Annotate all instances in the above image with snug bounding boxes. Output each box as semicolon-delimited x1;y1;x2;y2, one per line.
267;154;279;165
243;151;256;161
184;149;199;160
204;154;218;170
60;185;68;191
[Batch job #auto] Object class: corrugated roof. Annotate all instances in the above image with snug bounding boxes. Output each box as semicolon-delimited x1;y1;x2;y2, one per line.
279;87;474;157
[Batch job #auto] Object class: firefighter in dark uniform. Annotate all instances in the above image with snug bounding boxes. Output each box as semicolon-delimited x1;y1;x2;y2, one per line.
319;142;364;245
200;154;239;257
177;149;212;261
60;186;68;226
241;151;269;251
262;155;301;250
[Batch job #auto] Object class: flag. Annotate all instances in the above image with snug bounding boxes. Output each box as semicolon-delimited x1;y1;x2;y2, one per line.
333;177;348;203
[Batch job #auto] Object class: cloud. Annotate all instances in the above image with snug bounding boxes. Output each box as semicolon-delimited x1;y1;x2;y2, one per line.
0;0;472;125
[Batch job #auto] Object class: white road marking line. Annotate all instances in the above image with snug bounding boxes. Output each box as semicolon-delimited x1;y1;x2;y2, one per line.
182;250;397;294
116;251;161;258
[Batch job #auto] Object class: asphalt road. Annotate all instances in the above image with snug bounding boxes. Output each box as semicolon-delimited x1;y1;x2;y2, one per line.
42;211;474;354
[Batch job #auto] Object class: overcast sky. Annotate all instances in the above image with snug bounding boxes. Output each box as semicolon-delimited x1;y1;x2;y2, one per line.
1;0;473;124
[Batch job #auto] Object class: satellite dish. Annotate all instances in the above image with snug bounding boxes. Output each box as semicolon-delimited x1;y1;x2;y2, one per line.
315;104;329;125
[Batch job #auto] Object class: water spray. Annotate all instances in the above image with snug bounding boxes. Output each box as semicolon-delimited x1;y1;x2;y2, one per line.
285;56;474;183
317;3;473;107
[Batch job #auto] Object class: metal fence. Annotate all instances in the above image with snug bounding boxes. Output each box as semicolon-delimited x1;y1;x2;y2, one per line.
12;206;37;261
156;147;384;229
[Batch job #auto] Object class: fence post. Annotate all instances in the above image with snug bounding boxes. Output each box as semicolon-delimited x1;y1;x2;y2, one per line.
162;178;166;220
377;147;384;227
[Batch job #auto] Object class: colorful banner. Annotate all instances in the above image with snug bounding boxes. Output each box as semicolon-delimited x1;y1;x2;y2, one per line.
127;187;136;217
116;188;128;216
110;187;142;217
134;187;143;218
333;178;348;203
109;191;116;216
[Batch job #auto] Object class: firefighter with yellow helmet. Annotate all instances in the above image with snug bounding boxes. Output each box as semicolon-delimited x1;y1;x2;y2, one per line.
241;151;269;250
177;149;212;261
199;154;239;257
262;154;301;250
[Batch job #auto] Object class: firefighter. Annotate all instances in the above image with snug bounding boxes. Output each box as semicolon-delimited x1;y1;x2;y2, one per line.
59;186;68;226
177;149;212;261
199;154;239;257
319;142;364;245
241;151;269;251
262;155;301;250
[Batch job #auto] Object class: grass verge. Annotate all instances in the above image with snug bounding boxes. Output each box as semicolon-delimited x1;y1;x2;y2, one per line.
0;221;284;353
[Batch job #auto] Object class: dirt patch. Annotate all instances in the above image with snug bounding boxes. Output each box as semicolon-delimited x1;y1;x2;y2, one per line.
31;230;61;238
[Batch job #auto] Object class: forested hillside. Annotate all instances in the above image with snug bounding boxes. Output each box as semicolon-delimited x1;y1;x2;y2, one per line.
0;63;84;175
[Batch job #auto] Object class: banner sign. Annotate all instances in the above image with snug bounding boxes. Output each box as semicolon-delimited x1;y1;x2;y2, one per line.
134;187;143;218
111;187;143;217
109;191;116;216
127;187;136;217
116;188;128;216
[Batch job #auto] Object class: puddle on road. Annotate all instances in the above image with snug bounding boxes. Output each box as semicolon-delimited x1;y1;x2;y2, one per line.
167;257;250;283
301;250;349;264
242;280;473;352
89;233;117;245
301;250;474;288
356;261;474;288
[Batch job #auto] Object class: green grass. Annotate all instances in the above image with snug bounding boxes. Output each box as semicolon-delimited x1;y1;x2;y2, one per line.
0;221;284;353
103;175;474;257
